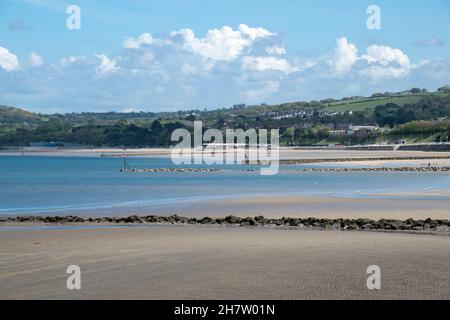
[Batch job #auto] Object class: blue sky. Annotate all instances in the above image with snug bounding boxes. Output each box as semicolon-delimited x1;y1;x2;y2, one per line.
1;0;449;113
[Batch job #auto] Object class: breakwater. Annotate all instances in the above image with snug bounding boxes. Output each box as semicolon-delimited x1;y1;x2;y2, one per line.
2;215;449;233
267;156;450;165
121;168;257;173
301;166;450;172
121;166;450;173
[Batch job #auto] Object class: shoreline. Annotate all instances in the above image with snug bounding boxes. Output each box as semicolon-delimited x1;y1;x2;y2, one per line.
2;149;450;230
1;146;449;160
3;192;450;220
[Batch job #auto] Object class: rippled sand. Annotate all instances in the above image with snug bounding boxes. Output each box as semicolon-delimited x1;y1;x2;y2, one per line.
0;225;449;299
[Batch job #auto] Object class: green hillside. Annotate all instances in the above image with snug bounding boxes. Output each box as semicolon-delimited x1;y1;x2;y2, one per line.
323;93;447;112
1;88;450;147
0;105;47;126
324;96;420;112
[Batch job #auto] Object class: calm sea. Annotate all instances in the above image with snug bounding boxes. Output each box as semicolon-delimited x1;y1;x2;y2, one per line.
1;155;449;216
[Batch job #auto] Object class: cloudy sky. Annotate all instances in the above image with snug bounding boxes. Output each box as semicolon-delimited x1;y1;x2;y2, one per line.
1;0;450;113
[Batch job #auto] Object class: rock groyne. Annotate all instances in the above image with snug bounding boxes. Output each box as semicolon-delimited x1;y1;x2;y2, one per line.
121;168;257;173
2;215;449;233
121;166;450;173
274;156;450;165
301;166;450;172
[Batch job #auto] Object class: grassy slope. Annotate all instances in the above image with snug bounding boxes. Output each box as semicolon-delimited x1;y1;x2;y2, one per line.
0;105;46;125
322;93;450;112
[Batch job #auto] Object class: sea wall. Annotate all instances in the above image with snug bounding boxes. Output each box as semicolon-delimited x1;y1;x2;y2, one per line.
397;144;450;151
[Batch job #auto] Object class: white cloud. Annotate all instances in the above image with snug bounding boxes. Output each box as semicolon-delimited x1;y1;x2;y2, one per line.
242;56;297;74
358;65;409;79
124;33;153;49
362;45;410;67
238;23;274;40
2;25;447;113
326;39;414;80
171;24;274;62
328;37;359;75
265;46;286;55
95;54;119;76
0;47;20;71
59;55;87;68
360;45;413;80
29;52;44;67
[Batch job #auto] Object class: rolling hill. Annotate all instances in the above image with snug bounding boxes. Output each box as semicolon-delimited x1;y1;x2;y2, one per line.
0;105;47;126
322;93;447;112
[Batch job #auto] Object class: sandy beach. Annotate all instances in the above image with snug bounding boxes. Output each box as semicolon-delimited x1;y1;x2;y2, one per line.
1;148;449;300
2;146;450;162
127;194;450;220
3;0;450;304
0;225;448;300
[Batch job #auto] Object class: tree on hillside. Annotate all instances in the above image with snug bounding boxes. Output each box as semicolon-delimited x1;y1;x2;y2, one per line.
437;85;450;93
151;119;163;131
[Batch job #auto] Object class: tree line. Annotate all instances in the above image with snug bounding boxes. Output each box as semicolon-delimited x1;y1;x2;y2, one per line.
1;89;450;147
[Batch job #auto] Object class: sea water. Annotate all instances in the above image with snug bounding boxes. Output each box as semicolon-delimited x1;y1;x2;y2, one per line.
0;155;449;215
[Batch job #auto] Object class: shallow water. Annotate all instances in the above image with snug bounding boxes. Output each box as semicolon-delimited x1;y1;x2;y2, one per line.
1;156;449;215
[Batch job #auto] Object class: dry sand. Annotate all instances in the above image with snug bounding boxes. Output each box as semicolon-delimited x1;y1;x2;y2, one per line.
0;225;448;300
2;146;450;161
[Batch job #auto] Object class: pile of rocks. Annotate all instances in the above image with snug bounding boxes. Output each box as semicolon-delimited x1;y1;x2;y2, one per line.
5;215;86;223
2;215;449;232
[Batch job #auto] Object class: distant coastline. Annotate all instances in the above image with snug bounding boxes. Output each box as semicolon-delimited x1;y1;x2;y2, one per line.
1;145;450;160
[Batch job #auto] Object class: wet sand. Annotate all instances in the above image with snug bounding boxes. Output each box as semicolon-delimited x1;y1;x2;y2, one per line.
0;225;448;299
139;195;450;220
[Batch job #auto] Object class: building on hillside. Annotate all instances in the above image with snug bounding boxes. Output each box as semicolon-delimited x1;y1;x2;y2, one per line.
329;129;347;136
347;125;378;135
